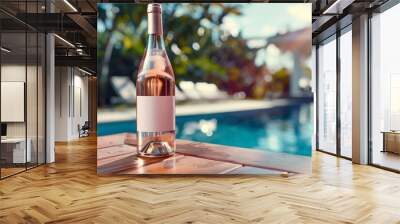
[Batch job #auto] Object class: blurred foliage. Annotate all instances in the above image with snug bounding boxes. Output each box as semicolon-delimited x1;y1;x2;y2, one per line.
97;3;306;107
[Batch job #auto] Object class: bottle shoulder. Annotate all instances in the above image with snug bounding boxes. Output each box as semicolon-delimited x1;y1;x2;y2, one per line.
137;50;174;80
137;69;174;80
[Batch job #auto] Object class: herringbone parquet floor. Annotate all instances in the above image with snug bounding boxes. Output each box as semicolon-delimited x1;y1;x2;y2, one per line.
1;136;400;223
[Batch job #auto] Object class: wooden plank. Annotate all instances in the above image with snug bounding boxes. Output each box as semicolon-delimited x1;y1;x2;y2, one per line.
97;153;167;175
97;144;135;160
97;144;167;174
124;133;137;146
97;153;137;174
176;140;311;173
97;133;127;148
118;155;242;175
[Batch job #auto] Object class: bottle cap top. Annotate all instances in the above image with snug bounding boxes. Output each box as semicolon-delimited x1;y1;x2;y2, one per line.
147;4;163;35
147;4;162;14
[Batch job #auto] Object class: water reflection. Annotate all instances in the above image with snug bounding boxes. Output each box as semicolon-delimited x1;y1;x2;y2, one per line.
176;103;313;156
182;119;217;137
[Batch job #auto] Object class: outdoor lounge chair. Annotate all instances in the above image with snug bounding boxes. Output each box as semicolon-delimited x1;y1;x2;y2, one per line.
179;81;202;100
195;82;228;100
175;86;187;102
110;76;136;104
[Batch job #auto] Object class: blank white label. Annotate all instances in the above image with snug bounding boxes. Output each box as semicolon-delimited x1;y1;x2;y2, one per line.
136;96;175;132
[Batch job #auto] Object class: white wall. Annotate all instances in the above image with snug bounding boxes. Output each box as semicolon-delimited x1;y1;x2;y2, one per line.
55;66;69;141
76;74;89;122
54;67;89;141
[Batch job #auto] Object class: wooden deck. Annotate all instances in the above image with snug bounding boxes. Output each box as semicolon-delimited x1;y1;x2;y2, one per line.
97;133;311;175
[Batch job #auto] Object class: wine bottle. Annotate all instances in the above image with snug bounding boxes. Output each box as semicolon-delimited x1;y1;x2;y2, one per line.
136;3;176;157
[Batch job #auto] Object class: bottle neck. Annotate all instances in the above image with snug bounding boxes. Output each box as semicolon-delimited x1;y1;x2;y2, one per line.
147;34;165;50
147;9;164;51
148;10;163;35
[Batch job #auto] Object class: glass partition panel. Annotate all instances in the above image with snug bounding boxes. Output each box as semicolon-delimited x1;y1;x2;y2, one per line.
38;32;45;165
27;30;38;169
311;45;317;151
371;4;400;171
339;29;352;158
0;0;46;179
1;30;27;177
317;37;337;154
37;0;46;165
27;0;40;169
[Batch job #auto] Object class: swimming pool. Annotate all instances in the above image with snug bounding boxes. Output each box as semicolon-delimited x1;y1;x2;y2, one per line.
98;102;313;156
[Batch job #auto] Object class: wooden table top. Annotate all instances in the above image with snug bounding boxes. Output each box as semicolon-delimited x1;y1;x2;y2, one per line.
97;133;311;175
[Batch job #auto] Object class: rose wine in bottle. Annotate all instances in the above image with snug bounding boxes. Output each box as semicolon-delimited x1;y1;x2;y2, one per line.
136;4;176;157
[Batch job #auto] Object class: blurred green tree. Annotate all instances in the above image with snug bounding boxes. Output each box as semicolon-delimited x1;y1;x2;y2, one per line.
98;3;276;106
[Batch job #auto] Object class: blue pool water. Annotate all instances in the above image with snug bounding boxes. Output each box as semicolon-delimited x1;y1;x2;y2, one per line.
98;103;313;156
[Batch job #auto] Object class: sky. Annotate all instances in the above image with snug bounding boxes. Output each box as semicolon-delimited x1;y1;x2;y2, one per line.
222;3;311;70
223;3;311;38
